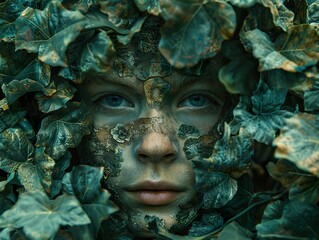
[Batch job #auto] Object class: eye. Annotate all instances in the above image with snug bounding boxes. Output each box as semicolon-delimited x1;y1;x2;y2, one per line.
97;94;133;108
178;93;215;108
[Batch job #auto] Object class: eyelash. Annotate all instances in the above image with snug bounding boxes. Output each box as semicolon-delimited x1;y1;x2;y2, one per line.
95;94;134;109
177;93;219;109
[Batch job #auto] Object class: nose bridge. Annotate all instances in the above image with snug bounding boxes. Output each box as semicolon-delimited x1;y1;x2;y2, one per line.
134;109;178;163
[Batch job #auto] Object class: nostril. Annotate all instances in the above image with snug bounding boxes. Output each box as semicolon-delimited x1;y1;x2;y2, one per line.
138;153;150;163
162;153;176;163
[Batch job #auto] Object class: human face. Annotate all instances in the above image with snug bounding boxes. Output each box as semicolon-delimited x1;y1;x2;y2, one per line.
78;60;227;238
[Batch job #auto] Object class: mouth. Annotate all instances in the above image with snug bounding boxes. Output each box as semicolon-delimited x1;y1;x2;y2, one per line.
125;181;184;206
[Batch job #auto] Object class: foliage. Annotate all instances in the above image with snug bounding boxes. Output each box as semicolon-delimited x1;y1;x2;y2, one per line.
0;0;318;239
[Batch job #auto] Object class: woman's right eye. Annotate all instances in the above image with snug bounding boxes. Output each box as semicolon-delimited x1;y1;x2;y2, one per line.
97;94;134;108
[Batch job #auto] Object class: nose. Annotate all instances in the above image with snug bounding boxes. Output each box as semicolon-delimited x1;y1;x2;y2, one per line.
135;132;178;163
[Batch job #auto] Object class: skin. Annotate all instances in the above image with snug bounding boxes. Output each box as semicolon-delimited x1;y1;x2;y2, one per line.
78;57;227;238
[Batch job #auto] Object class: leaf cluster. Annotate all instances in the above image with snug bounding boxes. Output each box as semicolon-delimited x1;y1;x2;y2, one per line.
0;0;318;239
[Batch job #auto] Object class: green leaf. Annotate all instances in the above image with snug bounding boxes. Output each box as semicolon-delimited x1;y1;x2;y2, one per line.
72;189;118;238
304;80;319;111
217;222;254;240
62;165;117;237
17;162;45;192
219;40;259;95
79;30;115;74
230;0;258;8
15;2;88;67
15;1;114;67
0;191;90;240
230;81;293;144
36;102;92;159
62;165;104;204
16;118;35;139
0;0;37;42
266;69;308;90
267;159;319;203
0;109;26;134
205;124;254;178
2;79;44;104
14;59;51;86
188;210;223;237
134;0;161;15
256;200;319;239
36;79;76;113
0;128;34;173
308;1;319;23
0;172;14;192
259;0;295;32
159;0;236;68
50;151;71;198
241;25;319;73
117;16;146;45
192;167;238;209
273;113;319;177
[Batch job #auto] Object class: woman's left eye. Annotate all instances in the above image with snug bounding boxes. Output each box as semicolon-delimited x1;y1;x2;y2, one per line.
178;94;215;108
97;94;133;108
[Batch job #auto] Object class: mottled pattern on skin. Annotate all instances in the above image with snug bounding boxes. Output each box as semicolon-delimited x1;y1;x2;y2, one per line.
169;192;203;234
143;77;171;109
178;124;200;139
78;127;123;177
113;18;172;80
183;136;216;160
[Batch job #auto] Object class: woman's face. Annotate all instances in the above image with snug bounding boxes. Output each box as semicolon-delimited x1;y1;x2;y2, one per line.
78;58;227;238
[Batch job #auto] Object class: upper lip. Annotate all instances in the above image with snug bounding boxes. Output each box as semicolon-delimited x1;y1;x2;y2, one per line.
125;181;184;192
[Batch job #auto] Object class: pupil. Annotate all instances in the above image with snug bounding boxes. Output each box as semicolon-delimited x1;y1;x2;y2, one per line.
190;95;205;107
107;95;123;106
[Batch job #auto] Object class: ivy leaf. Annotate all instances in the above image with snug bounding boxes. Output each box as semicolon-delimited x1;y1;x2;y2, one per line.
273;113;319;177
62;165;104;204
308;1;319;24
17;162;45;192
62;165;118;237
266;69;308;90
219;40;259;95
267;159;319;203
230;81;293;144
0;128;34;173
241;25;319;73
134;0;161;15
14;59;51;86
117;16;146;45
15;1;89;67
35;79;76;113
304;80;319;111
15;1;120;67
217;222;254;240
159;0;236;68
0;0;25;42
192;165;238;209
256;200;319;239
188;210;223;237
229;0;258;8
1;59;51;105
206;124;254;178
0;172;14;192
0;191;90;240
36;102;92;159
0;109;26;134
50;151;71;198
79;30;115;74
16;118;35;139
259;0;294;32
2;79;44;105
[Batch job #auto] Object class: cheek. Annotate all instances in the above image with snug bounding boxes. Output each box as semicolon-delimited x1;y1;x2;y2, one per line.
78;126;125;178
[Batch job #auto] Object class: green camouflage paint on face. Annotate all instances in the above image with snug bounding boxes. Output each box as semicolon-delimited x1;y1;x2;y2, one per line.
177;124;200;140
143;77;171;109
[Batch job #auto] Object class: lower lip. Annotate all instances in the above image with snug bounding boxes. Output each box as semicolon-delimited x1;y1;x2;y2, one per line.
127;190;182;206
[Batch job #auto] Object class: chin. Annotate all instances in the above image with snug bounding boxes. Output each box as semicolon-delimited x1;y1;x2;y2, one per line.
125;213;176;238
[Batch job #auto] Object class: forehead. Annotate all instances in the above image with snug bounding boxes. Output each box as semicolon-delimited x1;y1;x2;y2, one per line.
82;58;226;97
